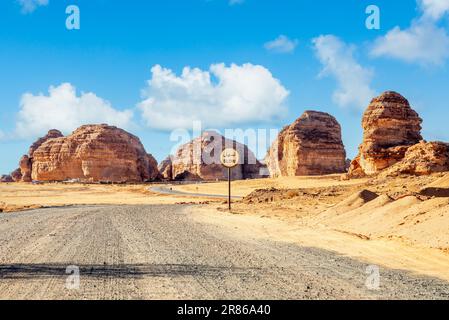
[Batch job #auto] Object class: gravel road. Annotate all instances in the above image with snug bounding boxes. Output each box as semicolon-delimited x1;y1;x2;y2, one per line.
0;205;448;300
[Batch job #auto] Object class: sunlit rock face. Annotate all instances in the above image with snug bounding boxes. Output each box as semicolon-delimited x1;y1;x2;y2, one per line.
158;156;173;180
381;141;449;177
168;131;264;181
348;91;423;177
11;130;65;183
29;124;159;183
266;111;347;177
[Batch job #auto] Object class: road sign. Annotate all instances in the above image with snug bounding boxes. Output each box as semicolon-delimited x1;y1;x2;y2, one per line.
220;148;240;211
220;148;240;168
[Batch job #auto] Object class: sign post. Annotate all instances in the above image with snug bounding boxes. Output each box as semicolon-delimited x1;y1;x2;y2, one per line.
220;148;240;211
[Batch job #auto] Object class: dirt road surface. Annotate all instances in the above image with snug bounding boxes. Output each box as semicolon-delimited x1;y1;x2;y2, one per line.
0;205;448;300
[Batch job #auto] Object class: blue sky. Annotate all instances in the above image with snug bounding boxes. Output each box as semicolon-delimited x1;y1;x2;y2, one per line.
1;0;449;174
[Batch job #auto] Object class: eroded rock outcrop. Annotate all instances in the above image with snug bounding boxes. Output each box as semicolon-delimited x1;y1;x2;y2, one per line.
28;129;64;156
10;129;64;182
158;156;173;180
265;111;346;177
0;175;13;183
10;169;22;182
28;124;158;183
168;131;264;181
147;154;160;180
19;155;32;182
382;141;449;176
348;91;423;177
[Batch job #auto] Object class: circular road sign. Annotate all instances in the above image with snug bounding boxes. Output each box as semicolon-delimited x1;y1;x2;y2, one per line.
220;148;240;168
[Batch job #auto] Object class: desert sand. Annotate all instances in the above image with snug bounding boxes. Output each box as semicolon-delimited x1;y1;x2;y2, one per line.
4;205;448;299
170;174;368;197
0;183;214;213
1;173;449;283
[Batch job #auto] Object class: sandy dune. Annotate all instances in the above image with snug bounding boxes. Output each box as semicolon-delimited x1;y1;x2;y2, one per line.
193;206;449;283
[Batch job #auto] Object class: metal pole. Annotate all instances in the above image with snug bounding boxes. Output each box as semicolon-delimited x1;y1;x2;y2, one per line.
228;167;231;211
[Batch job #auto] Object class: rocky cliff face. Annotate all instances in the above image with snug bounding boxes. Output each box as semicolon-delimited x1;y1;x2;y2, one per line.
348;91;423;177
265;111;346;177
28;129;64;156
11;130;64;182
158;156;173;180
381;141;449;176
25;125;158;183
19;155;32;182
166;131;263;181
10;169;22;182
147;154;160;181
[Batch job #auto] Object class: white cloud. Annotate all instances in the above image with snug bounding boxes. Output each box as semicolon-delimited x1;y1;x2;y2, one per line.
138;64;289;131
420;0;449;20
371;0;449;66
372;21;449;65
15;83;134;138
18;0;49;14
264;35;299;54
313;35;375;110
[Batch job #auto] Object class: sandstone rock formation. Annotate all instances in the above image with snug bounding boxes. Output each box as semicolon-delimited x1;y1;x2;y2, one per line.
0;175;13;183
265;111;346;177
348;91;423;177
10;129;64;182
19;155;32;182
158;156;173;180
382;141;449;176
166;131;264;181
28;129;64;156
10;169;22;182
147;154;160;180
19;124;158;183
